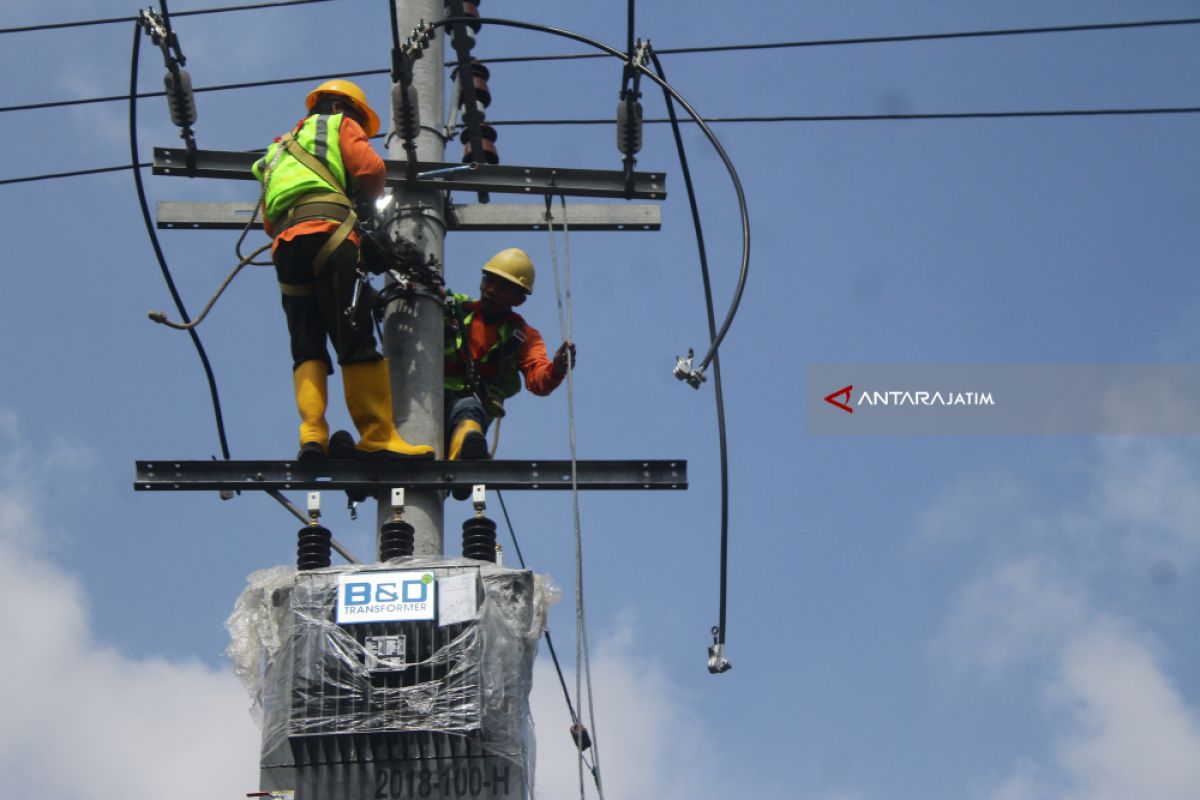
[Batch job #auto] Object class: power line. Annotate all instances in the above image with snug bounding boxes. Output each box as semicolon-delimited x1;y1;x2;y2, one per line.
0;68;388;114
0;163;150;186
456;16;1200;66
0;0;337;35
485;107;1200;126
6;104;1199;187
8;16;1200;115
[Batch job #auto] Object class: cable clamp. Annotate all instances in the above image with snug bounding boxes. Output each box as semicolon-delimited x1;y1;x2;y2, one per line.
707;626;732;674
673;349;707;389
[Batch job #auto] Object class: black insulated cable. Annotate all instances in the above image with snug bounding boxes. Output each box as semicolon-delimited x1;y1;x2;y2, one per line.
650;49;732;673
129;21;231;460
430;16;750;387
447;16;1200;66
1;0;338;35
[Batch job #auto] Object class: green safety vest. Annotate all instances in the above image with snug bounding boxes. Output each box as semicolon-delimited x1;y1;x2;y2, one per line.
444;294;525;402
252;113;351;222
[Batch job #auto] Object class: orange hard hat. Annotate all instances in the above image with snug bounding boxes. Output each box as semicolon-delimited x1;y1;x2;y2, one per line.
305;79;380;138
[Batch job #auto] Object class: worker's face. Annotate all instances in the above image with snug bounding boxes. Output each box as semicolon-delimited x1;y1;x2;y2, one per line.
479;272;527;316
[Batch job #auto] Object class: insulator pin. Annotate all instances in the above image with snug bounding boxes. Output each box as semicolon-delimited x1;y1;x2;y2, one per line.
462;515;498;562
617;96;643;156
164;68;197;128
380;519;416;561
297;523;332;570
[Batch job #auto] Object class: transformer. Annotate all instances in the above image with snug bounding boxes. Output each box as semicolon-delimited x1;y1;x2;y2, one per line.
227;558;555;799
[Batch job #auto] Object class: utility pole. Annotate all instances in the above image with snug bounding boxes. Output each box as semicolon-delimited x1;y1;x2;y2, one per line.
139;4;682;796
383;0;447;557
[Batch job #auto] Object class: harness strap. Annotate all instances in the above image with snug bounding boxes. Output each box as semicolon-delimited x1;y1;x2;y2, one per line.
277;133;359;277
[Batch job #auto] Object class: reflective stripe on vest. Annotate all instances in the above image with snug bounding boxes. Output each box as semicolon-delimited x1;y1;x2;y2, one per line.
252;113;350;223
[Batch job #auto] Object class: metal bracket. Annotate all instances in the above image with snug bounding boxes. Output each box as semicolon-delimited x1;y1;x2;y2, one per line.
134;459;687;492
153;147;667;200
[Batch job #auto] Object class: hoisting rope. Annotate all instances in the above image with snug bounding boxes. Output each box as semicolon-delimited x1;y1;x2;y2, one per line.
545;194;605;800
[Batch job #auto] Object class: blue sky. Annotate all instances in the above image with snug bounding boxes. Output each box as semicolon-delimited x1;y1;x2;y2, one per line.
3;1;1200;798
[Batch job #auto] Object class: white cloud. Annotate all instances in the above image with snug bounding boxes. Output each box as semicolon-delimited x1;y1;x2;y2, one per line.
1091;439;1200;569
0;413;260;800
941;560;1200;800
933;558;1087;675
1051;620;1200;800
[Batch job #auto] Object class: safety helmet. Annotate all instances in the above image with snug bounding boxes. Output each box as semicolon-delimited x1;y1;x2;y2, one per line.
305;79;381;138
482;248;536;295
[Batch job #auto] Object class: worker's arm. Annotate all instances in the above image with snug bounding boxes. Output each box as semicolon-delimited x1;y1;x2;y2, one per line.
520;326;574;396
339;117;385;201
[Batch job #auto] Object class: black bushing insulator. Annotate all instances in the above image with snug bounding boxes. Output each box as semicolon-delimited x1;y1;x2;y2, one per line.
617;96;643;156
297;523;332;570
164;68;198;128
453;60;492;110
391;83;421;142
462;515;498;562
460;123;499;165
444;1;482;33
380;519;416;562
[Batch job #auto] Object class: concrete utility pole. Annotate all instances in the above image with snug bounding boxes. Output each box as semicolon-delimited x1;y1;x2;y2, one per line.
382;0;447;556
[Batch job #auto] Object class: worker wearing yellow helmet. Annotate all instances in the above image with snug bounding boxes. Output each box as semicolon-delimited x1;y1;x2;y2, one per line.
252;79;434;462
443;248;577;464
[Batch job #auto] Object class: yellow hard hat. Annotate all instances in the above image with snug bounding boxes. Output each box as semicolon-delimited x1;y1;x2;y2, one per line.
482;248;535;295
305;79;381;138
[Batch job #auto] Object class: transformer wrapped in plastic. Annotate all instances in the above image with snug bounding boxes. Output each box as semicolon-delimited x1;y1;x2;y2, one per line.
225;558;557;792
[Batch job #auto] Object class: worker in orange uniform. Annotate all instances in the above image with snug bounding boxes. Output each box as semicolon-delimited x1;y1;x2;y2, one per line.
443;248;577;461
252;79;433;462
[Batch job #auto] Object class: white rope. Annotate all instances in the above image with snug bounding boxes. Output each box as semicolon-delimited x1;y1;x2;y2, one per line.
546;196;604;800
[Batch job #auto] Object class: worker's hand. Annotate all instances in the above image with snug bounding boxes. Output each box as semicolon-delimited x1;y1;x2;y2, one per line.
552;341;577;379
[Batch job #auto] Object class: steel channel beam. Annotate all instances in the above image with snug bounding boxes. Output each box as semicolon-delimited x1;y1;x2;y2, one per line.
156;201;661;231
153;147;667;200
134;459;687;492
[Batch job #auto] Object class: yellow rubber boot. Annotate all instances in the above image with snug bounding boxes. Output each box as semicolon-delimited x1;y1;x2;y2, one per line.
448;419;489;461
341;360;434;459
294;359;329;461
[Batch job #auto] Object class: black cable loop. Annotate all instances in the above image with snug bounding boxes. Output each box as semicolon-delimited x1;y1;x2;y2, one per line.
650;50;732;664
433;16;750;378
129;20;231;460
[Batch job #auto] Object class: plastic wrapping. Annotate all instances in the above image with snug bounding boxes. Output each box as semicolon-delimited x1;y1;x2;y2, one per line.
225;558;557;778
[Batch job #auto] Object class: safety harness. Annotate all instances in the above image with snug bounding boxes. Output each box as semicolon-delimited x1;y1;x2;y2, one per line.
444;296;527;418
261;126;358;297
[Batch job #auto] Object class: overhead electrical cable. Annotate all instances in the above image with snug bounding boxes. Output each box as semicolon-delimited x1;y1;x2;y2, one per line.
451;15;1200;65
483;107;1200;125
128;16;232;461
650;49;732;672
6;104;1199;187
0;0;337;35
10;16;1200;115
